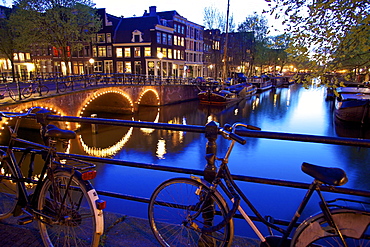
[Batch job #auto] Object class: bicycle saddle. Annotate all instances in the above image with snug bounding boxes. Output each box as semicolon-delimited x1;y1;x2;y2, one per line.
301;162;348;186
45;124;76;140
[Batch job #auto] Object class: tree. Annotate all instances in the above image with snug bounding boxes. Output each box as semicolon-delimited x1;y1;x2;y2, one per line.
268;0;370;83
238;13;270;76
10;0;101;75
0;7;22;99
203;5;235;33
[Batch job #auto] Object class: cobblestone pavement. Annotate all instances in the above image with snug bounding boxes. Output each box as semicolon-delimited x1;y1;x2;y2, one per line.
0;211;260;246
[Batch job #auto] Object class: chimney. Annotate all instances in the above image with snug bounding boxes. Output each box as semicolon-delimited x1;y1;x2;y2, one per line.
149;6;157;16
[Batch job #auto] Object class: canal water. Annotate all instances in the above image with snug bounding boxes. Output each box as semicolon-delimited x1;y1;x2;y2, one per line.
7;83;370;239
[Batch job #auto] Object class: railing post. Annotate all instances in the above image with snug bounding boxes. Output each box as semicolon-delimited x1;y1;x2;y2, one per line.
204;121;219;183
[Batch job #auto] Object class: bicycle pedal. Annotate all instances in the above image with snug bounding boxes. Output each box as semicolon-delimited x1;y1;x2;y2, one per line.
18;216;33;225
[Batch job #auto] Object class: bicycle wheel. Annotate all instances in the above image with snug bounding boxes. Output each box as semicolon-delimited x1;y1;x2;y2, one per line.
21;87;33;98
8;89;17;101
0;158;19;219
37;170;103;247
292;208;370;247
148;177;234;247
38;85;49;95
57;82;67;93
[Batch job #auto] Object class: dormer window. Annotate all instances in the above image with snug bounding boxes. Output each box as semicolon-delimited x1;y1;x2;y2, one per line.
132;30;143;43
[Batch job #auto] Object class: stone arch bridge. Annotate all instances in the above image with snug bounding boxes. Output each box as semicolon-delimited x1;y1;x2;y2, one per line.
0;84;199;121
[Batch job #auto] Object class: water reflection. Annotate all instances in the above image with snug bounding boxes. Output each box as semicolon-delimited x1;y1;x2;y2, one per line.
3;84;370;239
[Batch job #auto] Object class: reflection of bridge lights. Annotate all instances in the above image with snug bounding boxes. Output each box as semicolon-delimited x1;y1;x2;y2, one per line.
167;117;185;144
78;127;133;157
156;139;166;159
1;166;45;189
79;89;134;117
140;108;160;134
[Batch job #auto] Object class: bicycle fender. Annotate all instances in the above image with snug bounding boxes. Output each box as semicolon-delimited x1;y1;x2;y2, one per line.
190;175;212;188
291;208;370;247
87;189;104;235
54;168;104;235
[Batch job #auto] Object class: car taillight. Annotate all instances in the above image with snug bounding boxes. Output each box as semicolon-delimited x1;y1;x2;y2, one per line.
81;170;96;180
96;199;106;210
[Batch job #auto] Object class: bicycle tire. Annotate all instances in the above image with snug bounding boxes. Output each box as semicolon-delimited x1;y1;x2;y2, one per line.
38;85;49;95
0;158;19;219
148;177;234;247
57;82;67;93
21;87;33;98
37;170;103;247
291;208;370;247
8;89;17;101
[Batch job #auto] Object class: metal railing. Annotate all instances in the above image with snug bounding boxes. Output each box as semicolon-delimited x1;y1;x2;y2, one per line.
3;112;370;226
0;73;207;102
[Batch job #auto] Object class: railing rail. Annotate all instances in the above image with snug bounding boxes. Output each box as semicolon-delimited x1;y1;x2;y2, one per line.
2;113;370;226
0;73;206;102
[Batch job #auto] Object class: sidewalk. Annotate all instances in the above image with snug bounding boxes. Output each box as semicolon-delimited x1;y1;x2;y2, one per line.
0;211;260;246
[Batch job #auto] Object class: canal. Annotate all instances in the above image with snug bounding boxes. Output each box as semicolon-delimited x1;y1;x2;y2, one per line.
6;83;370;239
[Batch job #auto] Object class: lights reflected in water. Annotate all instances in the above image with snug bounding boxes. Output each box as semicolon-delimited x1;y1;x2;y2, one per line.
156;139;166;159
78;127;134;157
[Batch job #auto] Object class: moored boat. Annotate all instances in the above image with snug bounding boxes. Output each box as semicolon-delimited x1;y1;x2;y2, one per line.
248;75;273;92
225;82;257;96
335;91;370;123
198;89;240;106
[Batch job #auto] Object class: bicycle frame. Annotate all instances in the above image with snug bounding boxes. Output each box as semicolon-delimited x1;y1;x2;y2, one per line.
3;116;72;218
203;123;353;246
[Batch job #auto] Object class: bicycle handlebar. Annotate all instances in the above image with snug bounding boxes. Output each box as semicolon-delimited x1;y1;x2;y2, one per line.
219;123;261;145
0;107;43;119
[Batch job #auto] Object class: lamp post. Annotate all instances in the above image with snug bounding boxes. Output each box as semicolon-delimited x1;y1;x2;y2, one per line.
89;58;95;74
157;52;163;78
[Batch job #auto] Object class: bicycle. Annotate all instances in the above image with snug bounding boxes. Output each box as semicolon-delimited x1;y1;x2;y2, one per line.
0;107;105;246
148;122;370;246
21;80;49;98
0;84;18;101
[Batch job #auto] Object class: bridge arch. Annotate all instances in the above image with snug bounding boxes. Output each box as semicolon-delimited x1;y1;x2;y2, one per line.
78;88;134;118
137;89;160;106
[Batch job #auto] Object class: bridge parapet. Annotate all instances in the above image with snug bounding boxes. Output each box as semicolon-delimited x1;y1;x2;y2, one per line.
0;84;200;121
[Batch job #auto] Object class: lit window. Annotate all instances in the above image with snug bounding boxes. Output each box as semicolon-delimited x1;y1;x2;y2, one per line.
134;47;140;57
95;61;103;72
98;46;106;57
125;61;132;73
97;34;105;43
117;61;124;73
168;49;172;59
144;47;151;57
124;48;131;57
92;47;97;57
116;48;123;57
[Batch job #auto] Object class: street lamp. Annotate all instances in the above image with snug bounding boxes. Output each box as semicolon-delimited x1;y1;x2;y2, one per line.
157;52;163;77
89;58;95;74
